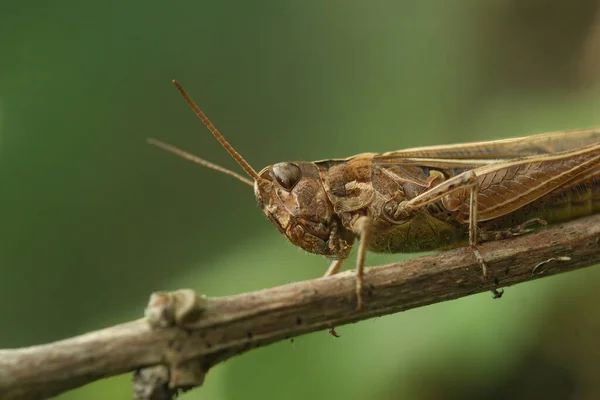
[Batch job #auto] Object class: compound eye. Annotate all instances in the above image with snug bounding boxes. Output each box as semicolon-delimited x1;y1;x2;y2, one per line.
272;162;302;191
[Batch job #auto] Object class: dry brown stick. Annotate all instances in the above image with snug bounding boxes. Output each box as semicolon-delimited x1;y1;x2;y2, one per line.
1;214;600;400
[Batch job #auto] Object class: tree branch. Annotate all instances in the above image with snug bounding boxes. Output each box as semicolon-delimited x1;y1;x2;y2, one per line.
2;214;600;400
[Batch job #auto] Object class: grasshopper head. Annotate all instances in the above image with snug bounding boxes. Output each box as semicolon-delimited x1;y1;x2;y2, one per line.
151;81;352;260
255;162;352;258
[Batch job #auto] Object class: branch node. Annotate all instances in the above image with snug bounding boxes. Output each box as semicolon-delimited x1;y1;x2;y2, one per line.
132;365;174;400
146;289;207;328
169;358;206;388
132;358;204;400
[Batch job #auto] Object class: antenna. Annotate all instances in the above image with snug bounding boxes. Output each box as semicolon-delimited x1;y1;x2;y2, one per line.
147;138;254;186
171;80;262;182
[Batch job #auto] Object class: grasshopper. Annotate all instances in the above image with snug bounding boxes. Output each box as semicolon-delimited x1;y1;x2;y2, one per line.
150;80;600;310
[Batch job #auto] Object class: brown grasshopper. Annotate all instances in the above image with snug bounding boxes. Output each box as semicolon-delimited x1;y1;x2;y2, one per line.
150;80;600;310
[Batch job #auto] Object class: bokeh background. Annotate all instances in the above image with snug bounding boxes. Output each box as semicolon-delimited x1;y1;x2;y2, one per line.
2;1;600;399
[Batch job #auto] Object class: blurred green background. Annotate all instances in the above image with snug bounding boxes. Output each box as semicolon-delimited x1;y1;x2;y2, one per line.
2;1;600;399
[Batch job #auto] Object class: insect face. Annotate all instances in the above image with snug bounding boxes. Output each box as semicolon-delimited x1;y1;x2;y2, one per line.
255;162;351;258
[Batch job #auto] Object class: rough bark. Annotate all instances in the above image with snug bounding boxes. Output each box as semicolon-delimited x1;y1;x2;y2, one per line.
1;214;599;399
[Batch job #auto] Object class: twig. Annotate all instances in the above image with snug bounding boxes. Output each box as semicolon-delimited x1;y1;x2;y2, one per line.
1;214;600;400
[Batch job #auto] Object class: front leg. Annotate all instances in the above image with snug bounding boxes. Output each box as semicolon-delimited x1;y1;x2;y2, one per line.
353;215;373;310
323;259;346;337
324;259;345;277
